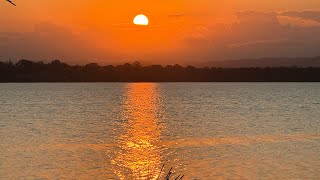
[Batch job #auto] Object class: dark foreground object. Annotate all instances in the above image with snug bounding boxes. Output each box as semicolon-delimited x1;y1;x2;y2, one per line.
1;60;320;82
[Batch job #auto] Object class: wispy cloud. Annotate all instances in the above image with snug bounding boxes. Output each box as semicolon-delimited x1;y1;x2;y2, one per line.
168;14;185;18
280;10;320;22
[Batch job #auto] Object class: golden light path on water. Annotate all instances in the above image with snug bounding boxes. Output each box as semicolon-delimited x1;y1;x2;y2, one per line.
112;83;165;179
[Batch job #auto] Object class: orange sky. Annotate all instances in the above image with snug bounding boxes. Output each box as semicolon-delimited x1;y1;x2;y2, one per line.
1;0;320;64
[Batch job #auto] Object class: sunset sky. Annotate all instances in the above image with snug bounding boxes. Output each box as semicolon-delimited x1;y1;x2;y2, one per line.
1;0;320;65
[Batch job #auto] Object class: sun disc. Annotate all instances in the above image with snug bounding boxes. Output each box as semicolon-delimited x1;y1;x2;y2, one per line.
133;14;149;26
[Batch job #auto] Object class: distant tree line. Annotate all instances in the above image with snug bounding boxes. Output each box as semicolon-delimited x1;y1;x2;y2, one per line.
1;59;320;82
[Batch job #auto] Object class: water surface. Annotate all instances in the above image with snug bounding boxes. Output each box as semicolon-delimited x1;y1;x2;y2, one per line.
0;83;320;179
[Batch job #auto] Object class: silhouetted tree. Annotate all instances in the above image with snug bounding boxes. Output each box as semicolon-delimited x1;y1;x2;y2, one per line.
132;61;142;69
0;59;320;82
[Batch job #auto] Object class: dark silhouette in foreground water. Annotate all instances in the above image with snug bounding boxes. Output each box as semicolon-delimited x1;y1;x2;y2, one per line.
1;59;320;82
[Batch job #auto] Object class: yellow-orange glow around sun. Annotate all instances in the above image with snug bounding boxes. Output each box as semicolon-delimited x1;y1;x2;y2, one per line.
133;14;149;26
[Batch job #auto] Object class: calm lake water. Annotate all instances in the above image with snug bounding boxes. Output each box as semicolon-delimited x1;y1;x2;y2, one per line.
0;83;320;179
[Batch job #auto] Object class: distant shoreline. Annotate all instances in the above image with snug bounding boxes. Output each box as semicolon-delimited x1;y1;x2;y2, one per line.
1;59;320;82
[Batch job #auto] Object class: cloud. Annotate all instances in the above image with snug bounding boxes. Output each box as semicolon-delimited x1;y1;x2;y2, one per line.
180;11;320;62
0;22;114;63
227;39;295;48
280;11;320;22
230;11;320;58
168;14;185;18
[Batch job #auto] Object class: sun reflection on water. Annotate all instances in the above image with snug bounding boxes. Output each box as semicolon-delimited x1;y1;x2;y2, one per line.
112;83;165;179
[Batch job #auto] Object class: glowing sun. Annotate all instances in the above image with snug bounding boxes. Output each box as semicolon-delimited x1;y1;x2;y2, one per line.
133;14;149;26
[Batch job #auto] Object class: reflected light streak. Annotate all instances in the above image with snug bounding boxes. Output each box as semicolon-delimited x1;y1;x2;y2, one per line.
112;83;165;179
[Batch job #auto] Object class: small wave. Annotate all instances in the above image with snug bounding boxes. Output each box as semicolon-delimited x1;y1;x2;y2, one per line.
164;134;320;148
